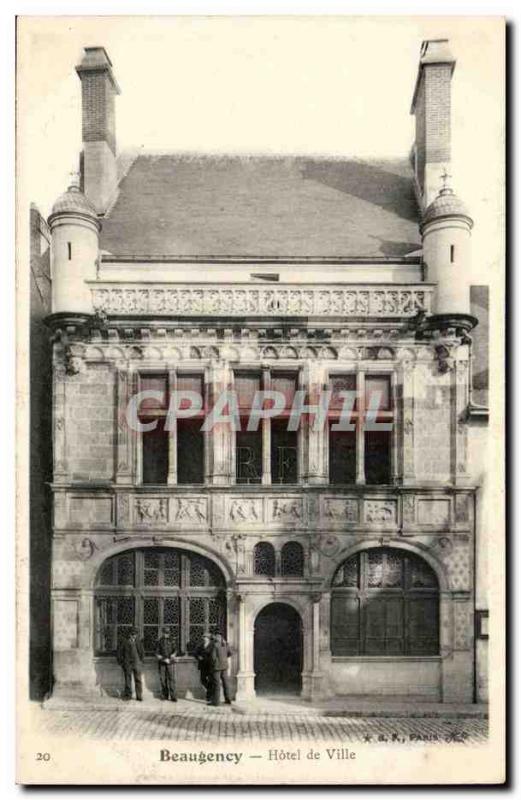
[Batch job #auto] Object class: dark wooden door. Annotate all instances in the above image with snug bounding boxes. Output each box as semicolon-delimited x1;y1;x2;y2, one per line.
254;603;303;694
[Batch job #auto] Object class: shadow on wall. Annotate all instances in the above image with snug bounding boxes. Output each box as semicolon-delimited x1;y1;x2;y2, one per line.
30;207;53;701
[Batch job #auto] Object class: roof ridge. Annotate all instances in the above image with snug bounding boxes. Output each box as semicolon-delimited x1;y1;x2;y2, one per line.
126;149;412;165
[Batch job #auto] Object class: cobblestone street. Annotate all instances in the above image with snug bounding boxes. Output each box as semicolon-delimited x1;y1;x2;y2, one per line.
37;701;488;744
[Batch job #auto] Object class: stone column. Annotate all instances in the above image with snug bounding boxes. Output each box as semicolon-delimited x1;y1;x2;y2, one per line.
235;594;256;699
301;594;325;700
206;361;233;485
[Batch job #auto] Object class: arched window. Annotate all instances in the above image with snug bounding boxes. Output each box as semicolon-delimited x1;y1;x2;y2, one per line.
95;548;226;656
253;542;276;576
281;542;304;577
331;548;439;656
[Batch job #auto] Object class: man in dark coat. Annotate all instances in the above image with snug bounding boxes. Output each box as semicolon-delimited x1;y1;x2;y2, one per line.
194;632;212;702
155;627;179;701
116;626;145;701
208;633;233;706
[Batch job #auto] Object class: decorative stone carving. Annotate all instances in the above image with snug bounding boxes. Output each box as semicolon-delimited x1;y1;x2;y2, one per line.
312;533;341;558
436;536;453;554
402;494;415;522
444;545;471;591
229;499;261;523
53;599;79;650
117;494;130;525
323;498;358;523
173;497;207;523
434;344;455;374
364;500;397;524
91;284;432;319
64;347;84;376
271;498;303;522
135;498;168;524
77;537;98;560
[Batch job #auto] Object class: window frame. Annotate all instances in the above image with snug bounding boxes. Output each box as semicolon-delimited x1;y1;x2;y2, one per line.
233;367;300;486
330;549;440;657
137;370;206;486
94;548;226;656
327;369;396;486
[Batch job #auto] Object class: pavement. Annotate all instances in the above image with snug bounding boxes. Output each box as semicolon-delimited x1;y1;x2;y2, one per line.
36;694;488;744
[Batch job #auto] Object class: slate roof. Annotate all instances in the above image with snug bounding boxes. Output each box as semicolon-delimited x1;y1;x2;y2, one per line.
99;153;421;258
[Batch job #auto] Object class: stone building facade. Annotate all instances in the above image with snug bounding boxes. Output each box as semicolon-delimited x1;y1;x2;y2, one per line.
42;41;489;704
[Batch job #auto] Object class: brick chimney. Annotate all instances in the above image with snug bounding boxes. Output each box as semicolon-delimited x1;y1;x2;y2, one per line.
76;47;121;214
410;39;456;209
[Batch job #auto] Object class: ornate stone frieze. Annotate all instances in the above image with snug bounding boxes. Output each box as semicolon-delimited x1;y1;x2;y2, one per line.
322;497;359;523
91;283;432;319
364;499;397;524
172;497;207;523
229;498;262;523
402;494;415;523
135;497;168;525
269;498;304;523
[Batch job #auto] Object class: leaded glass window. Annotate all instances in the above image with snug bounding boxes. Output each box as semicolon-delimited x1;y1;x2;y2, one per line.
94;548;226;655
253;542;276;576
331;548;439;656
281;542;304;577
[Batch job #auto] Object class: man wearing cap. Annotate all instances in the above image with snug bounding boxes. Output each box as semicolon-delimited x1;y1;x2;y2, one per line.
116;626;145;701
194;632;213;702
155;627;179;702
208;633;233;707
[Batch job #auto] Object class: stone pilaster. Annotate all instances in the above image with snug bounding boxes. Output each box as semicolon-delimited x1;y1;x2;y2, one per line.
300;362;328;484
235;594;256;699
206;361;233;485
53;359;67;483
115;366;133;485
453;358;470;484
400;360;416;485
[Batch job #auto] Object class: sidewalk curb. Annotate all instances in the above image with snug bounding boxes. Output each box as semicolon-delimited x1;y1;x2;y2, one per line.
40;699;488;720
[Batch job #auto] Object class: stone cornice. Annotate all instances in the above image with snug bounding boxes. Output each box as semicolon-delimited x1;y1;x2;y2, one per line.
100;255;423;265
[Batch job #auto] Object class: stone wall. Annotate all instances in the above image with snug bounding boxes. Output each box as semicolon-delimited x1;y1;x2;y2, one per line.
58;361;116;482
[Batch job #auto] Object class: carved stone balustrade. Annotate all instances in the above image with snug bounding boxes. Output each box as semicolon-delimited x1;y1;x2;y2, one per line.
89;282;433;319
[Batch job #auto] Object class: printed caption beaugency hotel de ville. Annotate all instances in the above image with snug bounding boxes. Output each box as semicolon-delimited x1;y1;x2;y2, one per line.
29;38;490;711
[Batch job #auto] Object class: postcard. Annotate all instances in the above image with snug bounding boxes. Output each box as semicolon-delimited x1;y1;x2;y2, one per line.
16;15;505;785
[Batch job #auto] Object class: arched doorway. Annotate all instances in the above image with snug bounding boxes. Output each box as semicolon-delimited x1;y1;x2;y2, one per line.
254;603;303;695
